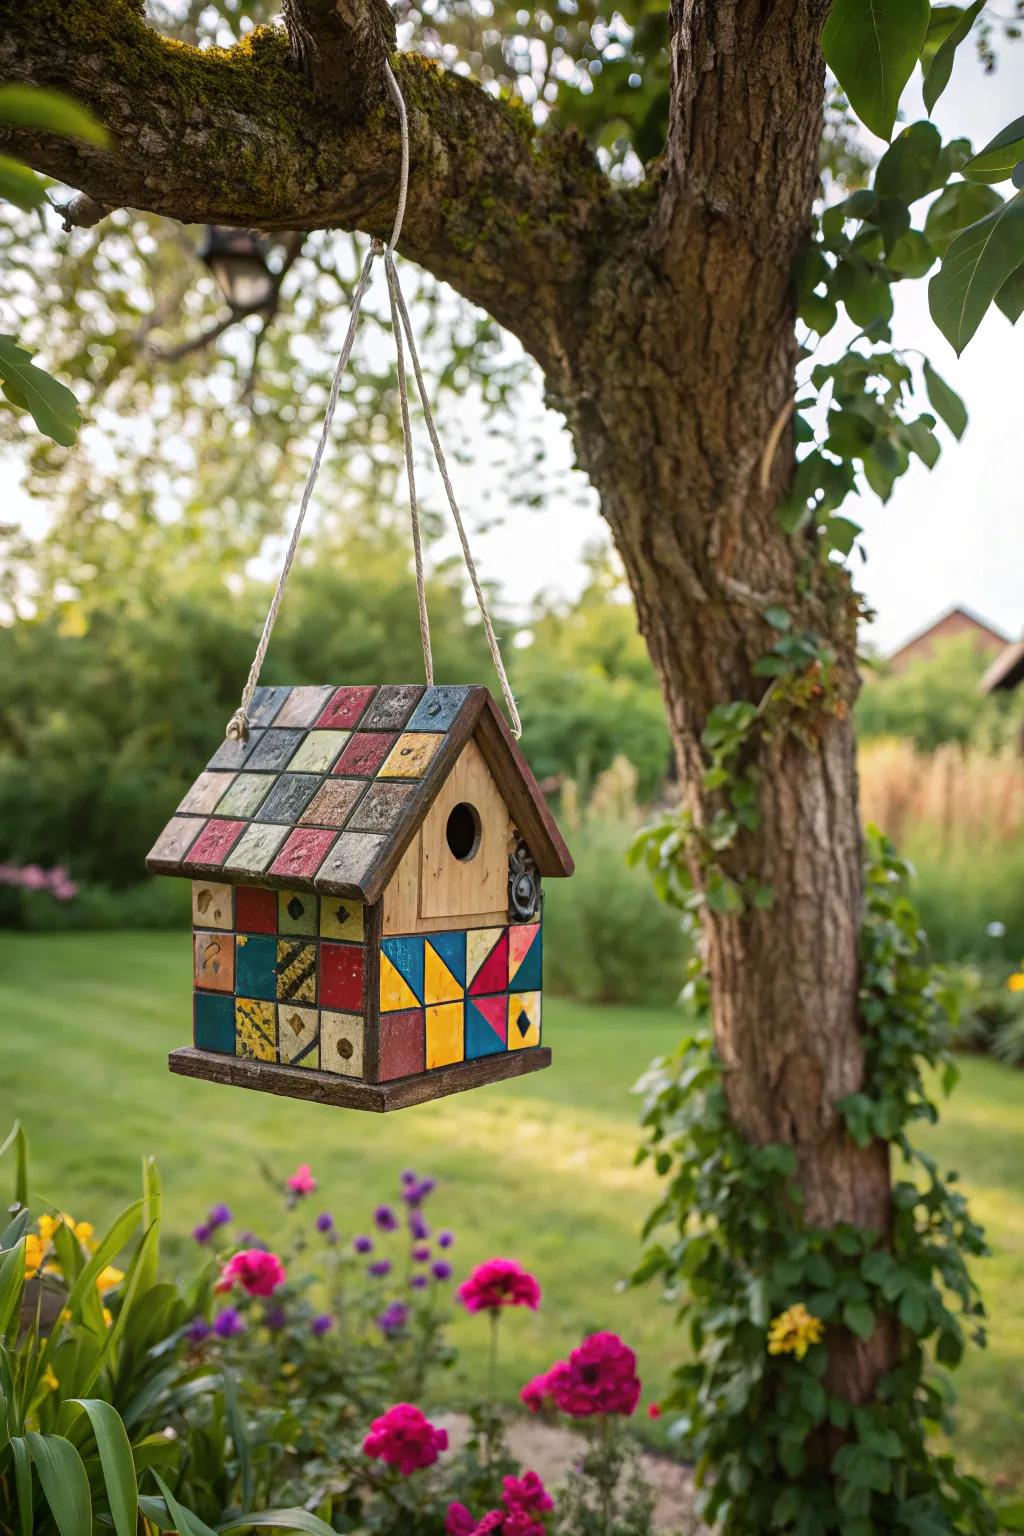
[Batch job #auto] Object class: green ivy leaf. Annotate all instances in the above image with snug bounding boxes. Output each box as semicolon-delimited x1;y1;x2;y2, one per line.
833;262;894;327
875;122;941;202
0;85;107;145
962;114;1024;184
922;0;985;114
0;334;82;445
821;0;930;142
921;361;967;438
996;263;1024;323
0;155;47;211
928;191;1024;353
924;181;1003;256
844;1300;876;1339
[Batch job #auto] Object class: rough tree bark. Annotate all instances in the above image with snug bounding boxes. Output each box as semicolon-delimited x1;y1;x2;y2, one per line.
1;0;893;1404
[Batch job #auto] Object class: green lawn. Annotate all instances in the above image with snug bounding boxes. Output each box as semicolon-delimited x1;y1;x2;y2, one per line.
1;931;1022;1494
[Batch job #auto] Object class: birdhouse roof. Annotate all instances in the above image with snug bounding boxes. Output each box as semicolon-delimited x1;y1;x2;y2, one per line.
146;683;573;903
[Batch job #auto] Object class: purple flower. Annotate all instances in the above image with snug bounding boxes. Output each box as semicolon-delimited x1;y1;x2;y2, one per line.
193;1223;212;1245
403;1177;435;1209
354;1235;373;1254
187;1316;211;1343
438;1230;454;1250
412;1244;431;1263
265;1305;287;1332
208;1204;232;1228
377;1301;408;1335
213;1307;245;1339
409;1211;430;1242
409;1275;428;1290
311;1313;334;1336
316;1212;335;1234
368;1259;392;1278
374;1205;398;1232
432;1261;452;1281
401;1169;418;1186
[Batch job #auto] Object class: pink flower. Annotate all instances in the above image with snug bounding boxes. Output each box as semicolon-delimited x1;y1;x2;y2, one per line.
503;1514;546;1536
648;1402;662;1419
551;1332;641;1418
446;1506;477;1536
502;1471;553;1515
287;1163;317;1196
362;1403;448;1476
458;1258;541;1314
215;1248;286;1297
519;1362;568;1414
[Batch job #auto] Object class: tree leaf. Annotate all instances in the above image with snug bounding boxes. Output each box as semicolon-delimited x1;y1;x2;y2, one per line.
0;335;82;445
25;1433;92;1536
922;361;967;438
822;0;930;142
924;181;1003;256
0;155;47;211
0;1236;26;1335
962;114;1024;184
995;263;1024;323
0;86;107;146
875;121;941;202
66;1400;138;1536
922;0;985;114
928;191;1024;352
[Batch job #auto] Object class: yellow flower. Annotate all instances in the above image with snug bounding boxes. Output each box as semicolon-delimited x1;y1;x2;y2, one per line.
24;1233;45;1278
103;1307;113;1327
767;1303;826;1361
41;1365;59;1394
38;1213;94;1254
96;1266;124;1294
1008;973;1024;993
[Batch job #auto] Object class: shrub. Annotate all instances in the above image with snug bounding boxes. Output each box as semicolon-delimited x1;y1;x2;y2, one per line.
855;635;1018;753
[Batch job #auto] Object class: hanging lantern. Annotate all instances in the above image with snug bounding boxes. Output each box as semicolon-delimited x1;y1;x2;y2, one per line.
199;225;277;313
146;684;573;1112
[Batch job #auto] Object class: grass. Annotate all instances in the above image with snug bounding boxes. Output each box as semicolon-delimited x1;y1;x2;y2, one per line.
1;932;1022;1494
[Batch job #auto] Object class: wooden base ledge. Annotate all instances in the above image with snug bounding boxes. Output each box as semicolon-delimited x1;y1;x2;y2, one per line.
168;1046;552;1112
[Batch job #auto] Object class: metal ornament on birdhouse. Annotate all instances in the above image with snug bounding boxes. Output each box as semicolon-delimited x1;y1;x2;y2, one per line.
147;65;572;1110
146;684;573;1110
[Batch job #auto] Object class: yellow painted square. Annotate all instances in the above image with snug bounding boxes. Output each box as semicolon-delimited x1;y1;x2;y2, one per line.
508;992;541;1050
286;730;350;773
320;896;364;942
426;1002;464;1068
377;732;444;779
192;880;233;930
424;942;463;1005
380;953;419;1013
277;1004;319;1067
321;1010;365;1078
236;998;277;1061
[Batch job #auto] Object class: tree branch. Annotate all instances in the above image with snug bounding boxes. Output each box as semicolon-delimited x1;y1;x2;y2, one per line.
0;0;621;372
283;0;395;114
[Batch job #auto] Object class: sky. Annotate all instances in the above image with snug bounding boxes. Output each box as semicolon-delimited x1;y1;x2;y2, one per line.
1;25;1020;656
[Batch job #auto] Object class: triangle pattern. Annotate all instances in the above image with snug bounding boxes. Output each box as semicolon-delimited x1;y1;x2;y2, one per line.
380;952;420;1013
466;998;507;1059
471;992;507;1042
469;929;509;996
381;935;424;1001
467;927;503;987
424;943;464;1005
429;929;467;987
508;924;542;991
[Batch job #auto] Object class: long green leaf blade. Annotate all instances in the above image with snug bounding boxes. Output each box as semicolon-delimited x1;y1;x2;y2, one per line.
963;113;1024;183
218;1511;339;1535
922;0;984;114
154;1471;221;1536
25;1432;92;1536
922;361;967;439
10;1436;35;1536
0;335;81;446
0;1237;27;1336
0;1120;29;1208
929;191;1024;351
68;1399;138;1536
822;0;930;141
0;85;107;145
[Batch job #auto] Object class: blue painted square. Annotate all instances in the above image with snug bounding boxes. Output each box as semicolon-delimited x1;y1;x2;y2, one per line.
235;933;277;1000
511;926;542;992
429;928;466;987
465;1000;506;1060
248;685;292;726
381;934;425;1001
194;991;235;1054
406;685;473;732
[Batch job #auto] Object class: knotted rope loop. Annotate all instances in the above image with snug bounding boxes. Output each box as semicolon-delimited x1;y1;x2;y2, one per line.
225;56;521;742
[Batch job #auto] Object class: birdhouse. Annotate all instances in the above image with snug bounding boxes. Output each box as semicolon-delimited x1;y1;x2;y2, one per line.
146;684;573;1111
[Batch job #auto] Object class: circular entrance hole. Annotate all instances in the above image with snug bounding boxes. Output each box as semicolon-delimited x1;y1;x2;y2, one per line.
446;801;481;861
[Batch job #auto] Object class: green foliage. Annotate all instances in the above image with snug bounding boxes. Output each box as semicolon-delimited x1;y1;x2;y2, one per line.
821;0;930;142
633;833;993;1533
855;636;1018;753
0;336;81;446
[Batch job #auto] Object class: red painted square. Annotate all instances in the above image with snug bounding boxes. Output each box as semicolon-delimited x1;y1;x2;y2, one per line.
315;685;376;731
185;819;245;868
270;827;338;881
378;1008;425;1081
236;884;277;934
332;731;397;777
320;941;365;1010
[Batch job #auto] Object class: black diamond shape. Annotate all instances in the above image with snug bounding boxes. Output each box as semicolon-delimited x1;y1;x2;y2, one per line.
287;896;304;921
516;1009;531;1038
334;904;350;926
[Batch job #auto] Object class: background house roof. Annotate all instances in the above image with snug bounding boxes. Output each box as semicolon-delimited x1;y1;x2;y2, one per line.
146;682;572;904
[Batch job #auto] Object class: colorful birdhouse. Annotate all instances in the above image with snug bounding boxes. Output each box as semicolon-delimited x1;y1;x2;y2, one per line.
147;683;573;1111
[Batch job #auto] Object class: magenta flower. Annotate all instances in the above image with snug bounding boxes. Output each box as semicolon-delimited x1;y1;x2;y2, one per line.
458;1259;541;1314
545;1332;641;1418
287;1163;317;1196
216;1248;286;1297
520;1362;568;1414
503;1471;553;1515
445;1503;476;1536
362;1403;448;1476
213;1307;245;1338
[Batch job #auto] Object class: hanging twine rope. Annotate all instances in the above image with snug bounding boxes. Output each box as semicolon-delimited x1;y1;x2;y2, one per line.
226;59;520;743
